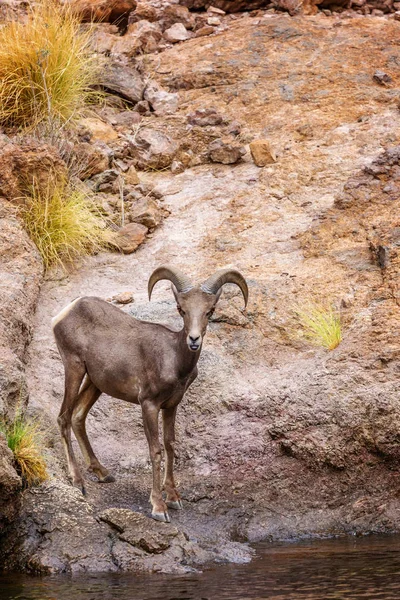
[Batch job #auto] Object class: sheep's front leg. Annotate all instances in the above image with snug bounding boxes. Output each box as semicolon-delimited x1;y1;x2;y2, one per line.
162;406;183;510
141;401;170;523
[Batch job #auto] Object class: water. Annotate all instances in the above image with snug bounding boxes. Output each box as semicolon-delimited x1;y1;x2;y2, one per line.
1;535;400;600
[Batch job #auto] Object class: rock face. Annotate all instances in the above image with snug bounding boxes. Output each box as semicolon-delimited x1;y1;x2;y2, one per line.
0;202;42;416
0;434;21;535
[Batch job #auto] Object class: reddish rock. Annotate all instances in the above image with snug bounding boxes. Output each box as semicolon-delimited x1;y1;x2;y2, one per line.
79;118;119;143
68;0;137;26
112;222;148;253
195;24;215;36
128;197;162;229
160;5;196;30
129;1;159;23
129;127;178;170
124;166;140;185
249;139;276;167
0;139;66;203
73;142;112;179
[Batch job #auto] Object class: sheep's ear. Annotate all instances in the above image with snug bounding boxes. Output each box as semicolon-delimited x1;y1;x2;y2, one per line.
171;284;179;302
214;288;222;303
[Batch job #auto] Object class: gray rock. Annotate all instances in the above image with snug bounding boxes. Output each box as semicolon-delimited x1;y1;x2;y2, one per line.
100;508;181;553
144;82;179;116
101;59;145;104
128;196;163;230
0;481;116;573
187;107;226;126
129;128;178;170
208;138;246;164
87;169;120;193
163;23;191;43
373;70;393;86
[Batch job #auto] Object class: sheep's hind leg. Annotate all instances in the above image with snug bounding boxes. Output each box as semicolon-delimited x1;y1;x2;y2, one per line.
71;376;115;483
162;406;183;510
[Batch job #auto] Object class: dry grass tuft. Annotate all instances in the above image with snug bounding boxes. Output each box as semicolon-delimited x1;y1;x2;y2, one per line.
0;0;99;128
0;414;48;486
293;301;342;351
19;178;113;271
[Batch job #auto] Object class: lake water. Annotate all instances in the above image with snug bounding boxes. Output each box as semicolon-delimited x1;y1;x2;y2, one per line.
1;534;400;599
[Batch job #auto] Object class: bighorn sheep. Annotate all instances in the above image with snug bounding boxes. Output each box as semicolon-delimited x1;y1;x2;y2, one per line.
52;266;248;522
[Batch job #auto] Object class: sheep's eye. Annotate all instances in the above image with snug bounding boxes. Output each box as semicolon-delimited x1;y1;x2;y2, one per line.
178;306;185;316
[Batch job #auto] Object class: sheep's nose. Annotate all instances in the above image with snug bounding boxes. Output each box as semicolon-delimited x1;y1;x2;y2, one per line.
188;334;201;352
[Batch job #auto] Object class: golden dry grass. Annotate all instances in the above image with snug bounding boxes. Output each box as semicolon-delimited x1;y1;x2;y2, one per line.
0;415;48;487
0;1;99;128
19;178;113;271
293;301;343;351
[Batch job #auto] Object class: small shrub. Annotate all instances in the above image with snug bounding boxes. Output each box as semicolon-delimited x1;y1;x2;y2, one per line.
0;415;48;486
293;301;342;351
0;1;99;128
19;178;112;271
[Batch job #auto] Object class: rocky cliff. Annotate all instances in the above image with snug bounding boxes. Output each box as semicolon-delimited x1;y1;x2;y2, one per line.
0;0;400;575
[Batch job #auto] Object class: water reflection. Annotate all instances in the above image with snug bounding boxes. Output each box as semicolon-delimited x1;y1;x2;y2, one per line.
1;535;400;599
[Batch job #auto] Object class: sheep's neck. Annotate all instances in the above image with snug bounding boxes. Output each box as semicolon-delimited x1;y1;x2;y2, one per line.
177;328;200;376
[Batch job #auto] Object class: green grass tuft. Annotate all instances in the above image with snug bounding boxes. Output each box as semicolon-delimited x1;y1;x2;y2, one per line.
19;178;113;271
0;0;99;128
293;301;342;351
0;414;48;487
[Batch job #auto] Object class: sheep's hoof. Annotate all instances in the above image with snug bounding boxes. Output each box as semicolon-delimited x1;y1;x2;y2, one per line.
81;485;87;496
152;511;171;523
166;499;183;510
98;474;115;483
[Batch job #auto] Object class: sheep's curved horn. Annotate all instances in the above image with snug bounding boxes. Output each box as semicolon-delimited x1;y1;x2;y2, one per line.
201;269;248;307
148;266;193;300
